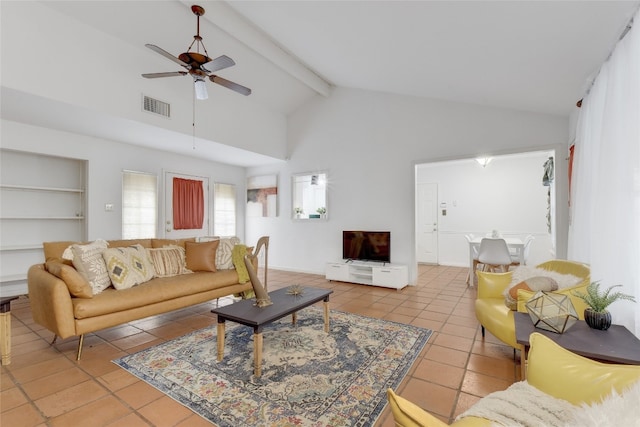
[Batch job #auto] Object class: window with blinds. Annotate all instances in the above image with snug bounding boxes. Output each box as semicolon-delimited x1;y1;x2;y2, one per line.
214;183;236;236
122;171;158;239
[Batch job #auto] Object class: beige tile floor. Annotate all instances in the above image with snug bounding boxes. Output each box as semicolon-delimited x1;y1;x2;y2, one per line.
1;265;520;426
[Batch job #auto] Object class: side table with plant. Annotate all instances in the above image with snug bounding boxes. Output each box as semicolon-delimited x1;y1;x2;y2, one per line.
573;281;636;330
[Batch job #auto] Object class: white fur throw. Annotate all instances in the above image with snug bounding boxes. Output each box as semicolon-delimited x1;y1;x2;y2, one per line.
569;380;640;427
456;381;576;426
504;266;582;297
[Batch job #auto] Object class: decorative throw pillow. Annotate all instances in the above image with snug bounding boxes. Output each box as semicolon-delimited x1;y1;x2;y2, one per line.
185;240;219;272
146;246;192;277
504;276;558;310
70;239;111;295
45;261;93;298
102;244;155;290
216;237;241;269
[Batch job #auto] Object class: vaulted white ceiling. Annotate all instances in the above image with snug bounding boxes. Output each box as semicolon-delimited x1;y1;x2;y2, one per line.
2;1;638;166
227;0;638;115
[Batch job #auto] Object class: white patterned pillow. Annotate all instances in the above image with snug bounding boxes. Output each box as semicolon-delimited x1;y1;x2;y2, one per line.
102;244;155;290
71;239;111;295
216;237;241;270
146;246;192;277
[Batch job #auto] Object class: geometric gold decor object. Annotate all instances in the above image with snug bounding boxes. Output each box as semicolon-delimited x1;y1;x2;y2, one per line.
525;291;579;334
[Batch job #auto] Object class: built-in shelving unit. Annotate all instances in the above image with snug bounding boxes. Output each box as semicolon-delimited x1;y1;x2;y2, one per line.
325;261;408;289
0;149;87;296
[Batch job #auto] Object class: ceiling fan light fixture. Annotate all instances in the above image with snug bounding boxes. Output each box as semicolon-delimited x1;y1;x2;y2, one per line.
194;79;208;100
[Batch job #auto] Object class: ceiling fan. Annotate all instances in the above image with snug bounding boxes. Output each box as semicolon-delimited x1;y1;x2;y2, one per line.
142;4;251;99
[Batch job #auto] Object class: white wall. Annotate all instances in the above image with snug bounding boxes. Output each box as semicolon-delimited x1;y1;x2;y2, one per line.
417;152;555;268
1;119;248;242
246;88;569;283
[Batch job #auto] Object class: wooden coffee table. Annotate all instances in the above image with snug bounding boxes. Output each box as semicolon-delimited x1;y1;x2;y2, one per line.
211;286;333;377
515;311;640;378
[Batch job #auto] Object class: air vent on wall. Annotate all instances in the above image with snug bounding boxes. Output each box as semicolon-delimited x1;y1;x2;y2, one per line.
142;95;170;118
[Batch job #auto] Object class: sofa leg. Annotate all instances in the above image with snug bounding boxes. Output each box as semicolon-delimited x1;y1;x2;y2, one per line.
481;326;485;338
50;335;58;345
76;334;84;361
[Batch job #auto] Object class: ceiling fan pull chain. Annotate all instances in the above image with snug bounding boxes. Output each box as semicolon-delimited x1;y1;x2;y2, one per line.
192;89;196;150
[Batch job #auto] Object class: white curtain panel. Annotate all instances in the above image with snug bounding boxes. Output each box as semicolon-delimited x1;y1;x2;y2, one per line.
568;8;640;337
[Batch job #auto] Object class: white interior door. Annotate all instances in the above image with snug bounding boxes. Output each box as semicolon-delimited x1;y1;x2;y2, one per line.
417;182;438;264
164;172;210;238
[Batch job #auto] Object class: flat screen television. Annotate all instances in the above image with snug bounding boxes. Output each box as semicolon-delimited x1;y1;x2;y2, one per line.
343;231;391;263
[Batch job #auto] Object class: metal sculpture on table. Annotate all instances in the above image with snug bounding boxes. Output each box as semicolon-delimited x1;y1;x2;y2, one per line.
244;236;272;307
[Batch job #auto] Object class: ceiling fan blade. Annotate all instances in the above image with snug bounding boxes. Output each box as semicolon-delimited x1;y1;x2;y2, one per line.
145;44;190;68
201;55;235;73
142;71;188;78
210;75;252;96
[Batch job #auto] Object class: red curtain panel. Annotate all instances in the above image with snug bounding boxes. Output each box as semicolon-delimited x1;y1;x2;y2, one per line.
173;178;204;229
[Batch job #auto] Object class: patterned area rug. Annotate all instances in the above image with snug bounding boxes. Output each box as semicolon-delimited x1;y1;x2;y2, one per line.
114;307;432;426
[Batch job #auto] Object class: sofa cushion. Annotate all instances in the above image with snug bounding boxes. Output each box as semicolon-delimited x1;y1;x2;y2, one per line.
45;261;93;298
72;270;242;319
71;239;111;295
102;244;155;290
146;246;192;277
216;237;241;269
43;241;80;265
185;240;219;272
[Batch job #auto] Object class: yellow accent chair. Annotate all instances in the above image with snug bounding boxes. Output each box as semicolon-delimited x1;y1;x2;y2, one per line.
387;332;640;426
474;260;590;350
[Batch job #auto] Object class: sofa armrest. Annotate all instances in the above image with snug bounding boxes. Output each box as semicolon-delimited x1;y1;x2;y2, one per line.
27;264;77;339
476;271;512;299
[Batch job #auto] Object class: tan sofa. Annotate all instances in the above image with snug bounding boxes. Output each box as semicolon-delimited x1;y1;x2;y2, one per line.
27;237;257;360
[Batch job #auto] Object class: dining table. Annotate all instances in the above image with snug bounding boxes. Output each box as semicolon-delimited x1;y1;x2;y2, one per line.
468;236;524;284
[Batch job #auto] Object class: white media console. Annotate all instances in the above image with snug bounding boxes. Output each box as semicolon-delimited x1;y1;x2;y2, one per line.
325;261;408;289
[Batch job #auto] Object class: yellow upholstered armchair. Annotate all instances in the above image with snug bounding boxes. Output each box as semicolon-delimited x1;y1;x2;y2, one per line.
387;332;640;426
474;260;590;350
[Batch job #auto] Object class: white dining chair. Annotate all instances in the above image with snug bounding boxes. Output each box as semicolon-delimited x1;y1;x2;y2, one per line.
465;234;482;284
477;238;512;273
510;234;535;267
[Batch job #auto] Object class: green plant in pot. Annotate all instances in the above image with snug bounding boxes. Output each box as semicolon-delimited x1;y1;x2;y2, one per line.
572;282;636;330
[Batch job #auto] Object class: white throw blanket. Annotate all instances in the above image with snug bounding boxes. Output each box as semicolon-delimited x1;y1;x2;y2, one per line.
455;381;576;427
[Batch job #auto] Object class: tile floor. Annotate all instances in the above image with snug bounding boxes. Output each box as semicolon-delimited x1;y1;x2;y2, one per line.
1;265;521;426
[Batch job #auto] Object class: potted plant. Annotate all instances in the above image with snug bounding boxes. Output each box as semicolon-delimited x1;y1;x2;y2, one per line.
573;282;636;330
294;207;303;218
316;207;327;218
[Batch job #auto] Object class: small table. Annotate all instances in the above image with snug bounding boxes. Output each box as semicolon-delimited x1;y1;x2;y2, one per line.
211;286;333;377
515;311;640;379
1;296;19;365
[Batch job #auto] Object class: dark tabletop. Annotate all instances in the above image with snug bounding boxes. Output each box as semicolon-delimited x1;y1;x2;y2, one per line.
0;296;19;313
515;311;640;365
211;286;333;328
